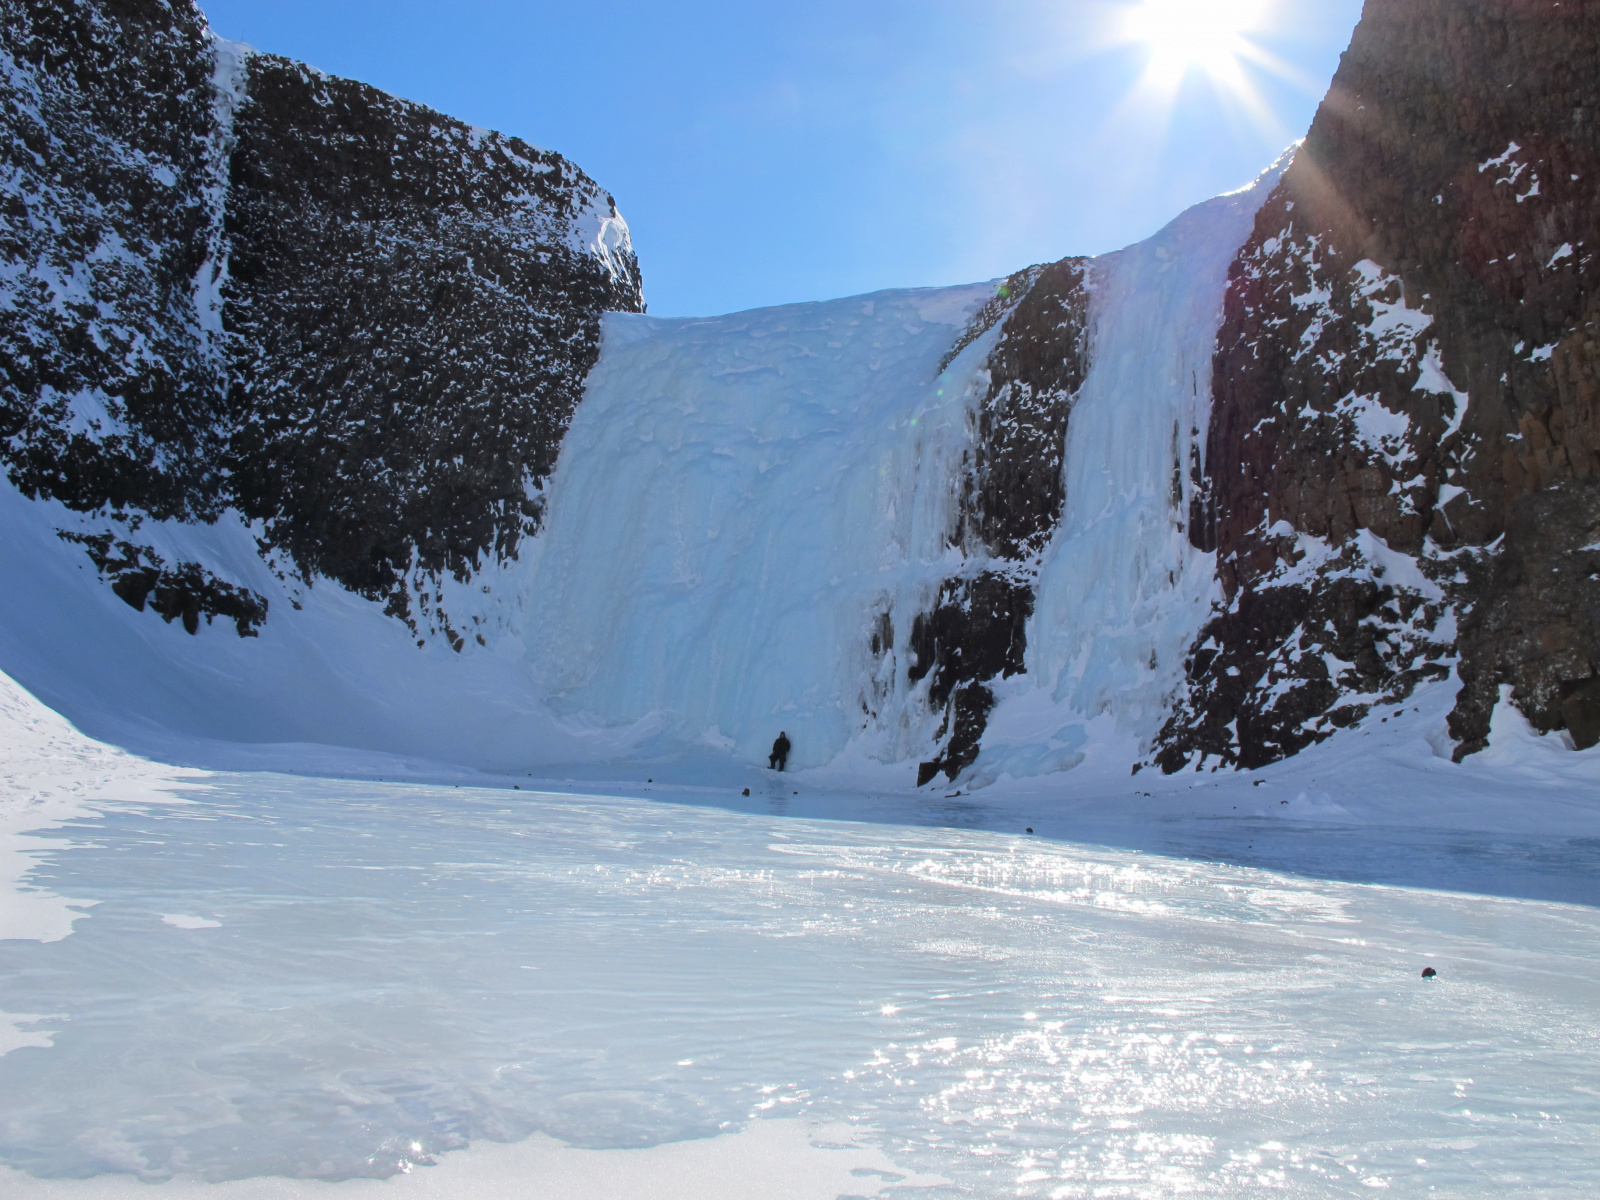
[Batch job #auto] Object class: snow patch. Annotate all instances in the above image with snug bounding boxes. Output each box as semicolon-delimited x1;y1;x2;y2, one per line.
0;668;200;944
0;1012;56;1057
1334;391;1412;468
1414;343;1470;438
1351;259;1433;357
1470;684;1600;774
568;192;637;287
1478;141;1525;177
160;914;221;930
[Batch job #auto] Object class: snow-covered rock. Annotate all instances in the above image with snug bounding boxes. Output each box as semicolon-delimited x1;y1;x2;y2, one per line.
1160;0;1600;770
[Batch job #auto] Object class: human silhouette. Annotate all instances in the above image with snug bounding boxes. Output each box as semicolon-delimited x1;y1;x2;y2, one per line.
769;731;791;771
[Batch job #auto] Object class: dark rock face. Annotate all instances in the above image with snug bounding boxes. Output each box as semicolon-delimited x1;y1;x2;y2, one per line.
59;531;267;636
959;260;1092;562
222;53;642;609
1161;0;1600;768
914;260;1089;783
1156;556;1453;772
0;0;643;639
910;571;1031;785
0;0;227;522
1450;481;1600;752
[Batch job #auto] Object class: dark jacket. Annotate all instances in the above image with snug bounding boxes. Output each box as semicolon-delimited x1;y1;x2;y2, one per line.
772;735;791;758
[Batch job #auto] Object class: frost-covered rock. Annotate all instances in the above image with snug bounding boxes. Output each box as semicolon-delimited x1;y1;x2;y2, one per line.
0;0;225;521
223;48;643;614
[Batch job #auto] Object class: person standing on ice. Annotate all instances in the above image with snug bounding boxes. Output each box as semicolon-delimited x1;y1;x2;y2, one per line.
769;731;791;771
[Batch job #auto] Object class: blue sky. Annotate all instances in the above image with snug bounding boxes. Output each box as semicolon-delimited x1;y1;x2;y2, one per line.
198;0;1364;317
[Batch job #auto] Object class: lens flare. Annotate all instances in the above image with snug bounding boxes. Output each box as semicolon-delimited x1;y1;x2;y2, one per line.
1123;0;1270;85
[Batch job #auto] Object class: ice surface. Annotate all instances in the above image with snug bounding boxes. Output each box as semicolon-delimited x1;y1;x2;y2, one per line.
0;668;197;944
1;670;1599;1198
0;1120;944;1200
525;284;1000;770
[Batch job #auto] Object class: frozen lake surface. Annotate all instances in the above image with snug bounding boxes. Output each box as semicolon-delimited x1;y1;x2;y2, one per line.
2;772;1598;1198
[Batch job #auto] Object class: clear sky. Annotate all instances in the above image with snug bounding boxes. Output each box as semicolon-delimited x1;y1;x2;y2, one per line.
197;0;1365;317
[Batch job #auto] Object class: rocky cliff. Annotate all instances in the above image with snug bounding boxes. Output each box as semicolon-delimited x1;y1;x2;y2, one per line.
0;0;642;641
1159;0;1600;769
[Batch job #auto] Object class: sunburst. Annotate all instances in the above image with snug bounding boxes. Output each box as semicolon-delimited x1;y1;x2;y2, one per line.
1122;0;1270;87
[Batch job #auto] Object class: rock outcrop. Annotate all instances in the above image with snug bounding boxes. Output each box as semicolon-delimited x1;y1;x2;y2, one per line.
1160;0;1600;768
913;259;1090;784
0;0;642;639
223;50;642;614
0;0;226;523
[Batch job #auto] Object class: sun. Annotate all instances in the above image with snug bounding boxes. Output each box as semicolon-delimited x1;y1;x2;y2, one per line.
1122;0;1270;86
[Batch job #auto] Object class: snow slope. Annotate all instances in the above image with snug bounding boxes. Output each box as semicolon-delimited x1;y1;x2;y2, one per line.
0;482;639;775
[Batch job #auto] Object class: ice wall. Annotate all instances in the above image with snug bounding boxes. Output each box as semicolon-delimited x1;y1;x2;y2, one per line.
524;287;999;770
524;155;1289;780
993;156;1295;756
